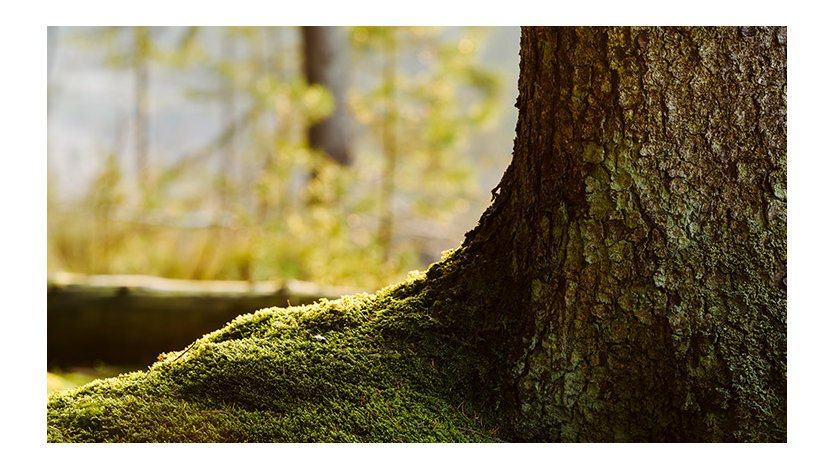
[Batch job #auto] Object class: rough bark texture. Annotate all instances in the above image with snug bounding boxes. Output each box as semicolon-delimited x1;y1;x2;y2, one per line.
446;26;787;441
47;27;786;443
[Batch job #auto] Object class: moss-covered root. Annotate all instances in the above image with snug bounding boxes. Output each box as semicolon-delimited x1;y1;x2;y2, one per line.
47;273;504;443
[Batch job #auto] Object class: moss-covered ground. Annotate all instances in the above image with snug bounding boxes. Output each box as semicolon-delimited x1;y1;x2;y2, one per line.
47;266;506;443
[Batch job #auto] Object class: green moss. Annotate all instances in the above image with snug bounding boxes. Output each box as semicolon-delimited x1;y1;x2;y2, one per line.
47;263;505;443
582;141;605;163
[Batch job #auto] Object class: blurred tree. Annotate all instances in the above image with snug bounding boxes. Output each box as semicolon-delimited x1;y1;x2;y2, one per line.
87;152;126;273
218;28;239;213
49;26;506;290
47;27;59;166
350;27;500;265
379;26;397;262
302;26;353;167
132;27;151;190
47;27;59;105
93;26;203;203
72;26;164;202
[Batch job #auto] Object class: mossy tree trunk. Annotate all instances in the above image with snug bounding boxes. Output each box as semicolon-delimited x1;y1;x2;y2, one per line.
437;26;786;441
47;26;786;443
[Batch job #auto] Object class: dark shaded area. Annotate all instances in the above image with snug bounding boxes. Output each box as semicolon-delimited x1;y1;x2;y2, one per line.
47;274;354;367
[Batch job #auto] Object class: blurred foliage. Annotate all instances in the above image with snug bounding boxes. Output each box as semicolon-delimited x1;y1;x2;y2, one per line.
47;26;508;291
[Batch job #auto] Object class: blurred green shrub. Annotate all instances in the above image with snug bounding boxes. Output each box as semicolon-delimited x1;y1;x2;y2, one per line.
47;27;508;291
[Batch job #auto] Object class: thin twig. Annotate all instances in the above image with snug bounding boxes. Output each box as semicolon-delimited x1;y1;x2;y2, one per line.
171;342;197;362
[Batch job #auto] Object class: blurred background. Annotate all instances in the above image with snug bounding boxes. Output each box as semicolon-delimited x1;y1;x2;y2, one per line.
47;26;520;391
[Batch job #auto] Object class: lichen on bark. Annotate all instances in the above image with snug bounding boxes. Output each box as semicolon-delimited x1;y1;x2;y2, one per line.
479;26;787;442
47;26;786;443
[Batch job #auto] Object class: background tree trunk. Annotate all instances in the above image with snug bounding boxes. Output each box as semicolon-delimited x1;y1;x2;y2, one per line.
302;26;353;166
445;26;786;442
133;26;151;191
379;28;397;262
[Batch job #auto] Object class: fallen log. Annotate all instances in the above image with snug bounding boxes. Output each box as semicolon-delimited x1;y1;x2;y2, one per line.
47;272;358;367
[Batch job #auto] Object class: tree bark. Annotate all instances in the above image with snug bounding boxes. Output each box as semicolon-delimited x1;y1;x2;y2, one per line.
47;26;787;443
302;26;354;166
437;26;787;441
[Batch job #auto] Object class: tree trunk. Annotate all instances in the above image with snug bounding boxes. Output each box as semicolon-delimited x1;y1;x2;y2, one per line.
440;26;787;441
302;26;353;166
218;30;237;212
379;27;397;262
133;26;151;191
47;26;786;443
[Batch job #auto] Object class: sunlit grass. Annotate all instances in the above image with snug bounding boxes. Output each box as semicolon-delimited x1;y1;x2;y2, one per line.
48;365;135;395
